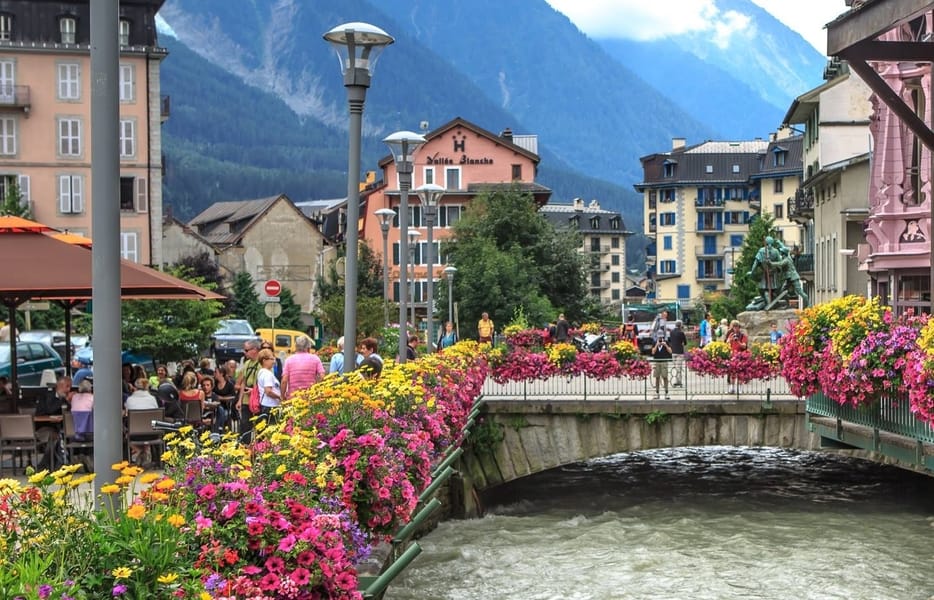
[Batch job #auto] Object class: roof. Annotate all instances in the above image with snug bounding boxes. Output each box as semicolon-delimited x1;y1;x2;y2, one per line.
188;195;284;246
751;135;804;179
540;201;628;234
682;140;770;154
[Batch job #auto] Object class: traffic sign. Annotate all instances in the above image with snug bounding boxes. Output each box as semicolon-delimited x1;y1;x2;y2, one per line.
264;279;281;297
264;302;283;319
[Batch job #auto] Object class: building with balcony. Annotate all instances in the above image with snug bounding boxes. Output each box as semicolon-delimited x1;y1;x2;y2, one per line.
540;198;629;306
0;0;168;264
634;137;768;302
360;117;550;320
750;131;804;250
783;62;872;304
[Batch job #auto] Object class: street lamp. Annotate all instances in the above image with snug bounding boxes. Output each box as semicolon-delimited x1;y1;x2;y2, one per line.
374;208;396;327
443;265;457;326
407;229;422;331
415;183;444;356
324;22;394;373
384;131;426;363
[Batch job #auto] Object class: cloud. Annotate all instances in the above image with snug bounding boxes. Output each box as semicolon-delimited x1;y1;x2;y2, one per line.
546;0;752;44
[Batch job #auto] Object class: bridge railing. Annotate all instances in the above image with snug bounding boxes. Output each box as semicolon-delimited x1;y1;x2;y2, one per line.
806;392;934;444
481;367;798;401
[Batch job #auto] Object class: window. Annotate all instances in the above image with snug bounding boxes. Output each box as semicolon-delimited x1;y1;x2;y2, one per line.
0;174;26;206
611;236;620;248
659;260;677;274
590;216;600;229
659;212;676;226
0;14;12;41
730;234;744;247
611;289;620;301
663;235;672;250
724;211;749;225
392;206;423;228
58;118;81;157
611;255;620;266
119;176;147;212
119;19;130;46
732;164;740;173
590;237;601;252
57;63;80;100
648;190;656;208
773;179;783;194
60;17;76;44
119;65;134;102
0;116;14;155
119;119;135;158
774;150;786;166
773;203;784;219
120;231;138;262
438;205;462;227
422;166;434;186
511;164;522;180
58;174;84;214
590;273;601;287
661;189;676;203
611;272;620;283
445;167;460;190
663;162;676;178
705;165;713;173
677;284;691;300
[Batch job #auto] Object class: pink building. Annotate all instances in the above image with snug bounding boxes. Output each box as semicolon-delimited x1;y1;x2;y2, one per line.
360;117;550;306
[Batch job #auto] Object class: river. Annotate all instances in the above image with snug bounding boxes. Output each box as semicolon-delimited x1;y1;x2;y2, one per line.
384;447;934;600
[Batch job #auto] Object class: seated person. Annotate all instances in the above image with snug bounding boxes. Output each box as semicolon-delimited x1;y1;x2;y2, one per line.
155;382;184;422
0;375;11;396
358;338;383;379
68;379;94;442
178;371;205;424
201;376;226;432
125;377;158;412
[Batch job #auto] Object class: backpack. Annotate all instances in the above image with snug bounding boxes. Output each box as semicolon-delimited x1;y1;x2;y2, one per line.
249;381;261;414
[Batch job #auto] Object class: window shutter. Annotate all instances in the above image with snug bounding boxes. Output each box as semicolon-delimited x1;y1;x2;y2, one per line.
16;175;28;208
59;175;72;213
392;242;399;266
72;176;84;213
135;177;147;212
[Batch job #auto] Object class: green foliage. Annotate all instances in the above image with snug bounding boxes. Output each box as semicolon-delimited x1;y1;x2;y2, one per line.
271;287;304;331
171;252;223;290
316;243;384;302
121;268;222;362
228;272;263;326
710;214;777;321
644;410;669;425
444;188;589;336
0;180;30;218
317;295;391;344
467;417;505;455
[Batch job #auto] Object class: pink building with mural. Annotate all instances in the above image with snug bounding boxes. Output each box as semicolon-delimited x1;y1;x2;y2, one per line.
360;117;550;306
859;14;933;314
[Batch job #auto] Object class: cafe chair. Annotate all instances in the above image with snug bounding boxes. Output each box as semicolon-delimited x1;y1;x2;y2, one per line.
64;411;94;468
126;408;165;467
0;414;40;475
39;369;58;388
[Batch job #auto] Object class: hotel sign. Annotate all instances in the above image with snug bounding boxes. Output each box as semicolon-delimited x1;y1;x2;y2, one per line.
425;131;494;165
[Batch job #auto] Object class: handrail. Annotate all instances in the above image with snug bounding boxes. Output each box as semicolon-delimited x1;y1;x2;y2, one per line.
362;542;423;599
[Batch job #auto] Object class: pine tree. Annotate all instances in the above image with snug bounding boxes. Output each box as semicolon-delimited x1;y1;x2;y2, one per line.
0;180;31;218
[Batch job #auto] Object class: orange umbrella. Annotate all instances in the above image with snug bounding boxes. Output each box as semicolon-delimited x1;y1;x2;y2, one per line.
48;231;93;247
0;215;54;232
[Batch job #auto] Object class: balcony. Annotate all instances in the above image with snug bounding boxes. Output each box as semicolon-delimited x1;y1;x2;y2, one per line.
0;85;30;115
695;198;725;211
697;270;725;282
695;246;721;257
160;95;171;121
789;188;814;224
794;253;814;276
697;221;723;232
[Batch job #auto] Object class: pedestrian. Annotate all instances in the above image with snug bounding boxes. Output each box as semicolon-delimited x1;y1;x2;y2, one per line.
716;318;729;342
668;320;687;388
437;321;458;352
358;338;384;379
256;348;282;422
406;335;419;360
329;336;363;374
477;312;495;344
699;312;713;347
281;335;324;400
236;339;261;435
651;335;672;400
621;314;639;348
769;322;784;344
726;319;748;393
555;313;570;342
651;309;669;342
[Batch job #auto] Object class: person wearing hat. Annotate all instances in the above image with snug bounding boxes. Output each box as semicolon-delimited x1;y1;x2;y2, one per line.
72;356;93;388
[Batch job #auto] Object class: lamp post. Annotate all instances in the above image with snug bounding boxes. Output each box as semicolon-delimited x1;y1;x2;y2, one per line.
443;265;457;325
384;131;426;363
407;229;421;331
374;208;396;327
415;183;444;355
324;22;394;373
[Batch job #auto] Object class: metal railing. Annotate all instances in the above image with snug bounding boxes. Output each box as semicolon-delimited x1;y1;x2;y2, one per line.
0;84;29;108
806;392;934;444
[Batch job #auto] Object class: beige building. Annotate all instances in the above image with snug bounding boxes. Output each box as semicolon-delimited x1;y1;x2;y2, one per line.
162;195;328;313
540;198;629;306
0;0;167;264
752;131;804;251
783;64;873;304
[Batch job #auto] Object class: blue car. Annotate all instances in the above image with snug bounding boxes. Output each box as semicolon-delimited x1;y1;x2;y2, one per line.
0;341;65;386
73;346;156;373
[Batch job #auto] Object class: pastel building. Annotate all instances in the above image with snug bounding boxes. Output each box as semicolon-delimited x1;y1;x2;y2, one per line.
361;117;550;314
0;0;168;264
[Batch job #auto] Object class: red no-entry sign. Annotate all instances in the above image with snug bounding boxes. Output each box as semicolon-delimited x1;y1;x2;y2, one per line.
264;279;281;297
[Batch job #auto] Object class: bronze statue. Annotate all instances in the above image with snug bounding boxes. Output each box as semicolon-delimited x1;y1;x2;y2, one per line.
745;236;808;310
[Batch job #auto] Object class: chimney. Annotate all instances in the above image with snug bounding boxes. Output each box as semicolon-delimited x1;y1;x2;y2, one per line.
672;137;686;150
769;132;776;142
573;197;584;211
501;128;513;143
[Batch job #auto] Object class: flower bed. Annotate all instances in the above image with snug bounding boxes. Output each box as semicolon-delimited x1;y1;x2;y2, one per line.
685;340;780;383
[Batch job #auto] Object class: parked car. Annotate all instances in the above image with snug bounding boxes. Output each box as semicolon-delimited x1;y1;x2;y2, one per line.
20;330;69;360
0;341;65;386
73;346;156;374
211;319;257;363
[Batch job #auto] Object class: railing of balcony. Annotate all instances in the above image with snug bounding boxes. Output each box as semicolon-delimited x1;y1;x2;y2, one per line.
794;253;814;273
697;223;723;232
0;85;29;107
160;95;171;118
790;188;814;216
695;198;725;210
696;271;724;280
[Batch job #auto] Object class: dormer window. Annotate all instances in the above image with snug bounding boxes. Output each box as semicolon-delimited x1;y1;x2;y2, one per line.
591;216;600;229
60;17;76;44
610;216;620;230
773;146;787;167
0;14;12;41
119;19;130;46
663;159;677;178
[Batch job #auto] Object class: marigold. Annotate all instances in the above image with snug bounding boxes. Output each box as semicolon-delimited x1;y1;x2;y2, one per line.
167;513;186;527
100;484;121;495
125;503;146;520
112;566;132;579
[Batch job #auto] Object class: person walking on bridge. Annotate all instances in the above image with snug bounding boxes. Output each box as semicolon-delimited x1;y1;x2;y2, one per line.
668;320;687;388
651;336;672;400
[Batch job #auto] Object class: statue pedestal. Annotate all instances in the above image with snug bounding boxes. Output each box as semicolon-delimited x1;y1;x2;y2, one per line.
737;308;798;345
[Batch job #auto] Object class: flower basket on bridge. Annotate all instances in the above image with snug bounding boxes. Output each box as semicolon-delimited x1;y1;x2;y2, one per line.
686;341;778;384
905;316;934;427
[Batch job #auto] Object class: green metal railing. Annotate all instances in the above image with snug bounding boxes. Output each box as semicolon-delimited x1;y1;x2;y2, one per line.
806;391;934;444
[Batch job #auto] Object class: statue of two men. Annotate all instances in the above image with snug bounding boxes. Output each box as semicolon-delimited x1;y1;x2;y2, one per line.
746;236;809;310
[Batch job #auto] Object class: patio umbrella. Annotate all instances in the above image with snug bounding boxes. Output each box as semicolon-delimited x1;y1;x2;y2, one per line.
0;217;223;398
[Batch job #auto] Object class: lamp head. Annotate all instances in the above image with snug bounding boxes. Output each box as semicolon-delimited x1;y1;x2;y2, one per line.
323;22;393;84
443;265;457;280
374;207;396;228
383;131;425;173
407;229;421;243
415;183;445;208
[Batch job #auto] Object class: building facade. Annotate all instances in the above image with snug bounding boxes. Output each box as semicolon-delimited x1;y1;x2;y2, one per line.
0;0;167;264
360;117;550;314
540;198;628;306
783;66;873;305
751;131;804;250
634;138;770;302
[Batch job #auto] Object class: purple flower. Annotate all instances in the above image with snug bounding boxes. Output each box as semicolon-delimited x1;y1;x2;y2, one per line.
37;585;52;599
112;584;127;596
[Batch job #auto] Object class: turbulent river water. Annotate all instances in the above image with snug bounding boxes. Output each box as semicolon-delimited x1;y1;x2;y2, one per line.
384;447;934;600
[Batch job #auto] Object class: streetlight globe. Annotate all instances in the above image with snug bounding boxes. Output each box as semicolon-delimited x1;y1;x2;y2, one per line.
323;22;394;79
443;265;457;279
383;131;426;170
407;229;422;242
375;207;396;227
415;183;445;207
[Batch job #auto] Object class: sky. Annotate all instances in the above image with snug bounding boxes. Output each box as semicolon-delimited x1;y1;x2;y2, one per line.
544;0;848;55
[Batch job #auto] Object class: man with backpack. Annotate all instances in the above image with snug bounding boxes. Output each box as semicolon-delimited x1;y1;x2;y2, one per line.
236;339;261;436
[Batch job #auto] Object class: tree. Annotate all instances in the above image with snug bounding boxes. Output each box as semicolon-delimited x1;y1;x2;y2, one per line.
0;180;31;218
268;286;303;331
172;252;223;290
317;294;390;342
121;269;223;363
444;188;589;335
229;272;263;325
710;214;777;320
316;242;384;301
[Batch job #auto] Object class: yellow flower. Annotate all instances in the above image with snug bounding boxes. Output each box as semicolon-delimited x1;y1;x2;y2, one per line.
101;484;121;495
0;478;22;495
112;566;132;579
126;503;146;520
28;469;50;484
139;472;160;484
167;514;185;527
157;573;179;585
115;475;134;486
154;477;176;491
111;461;129;471
121;465;143;478
200;593;212;600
